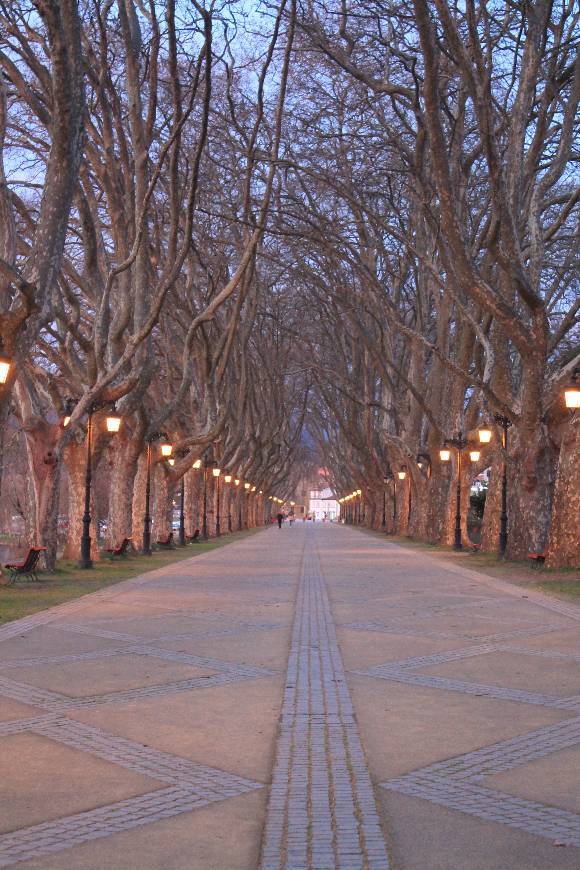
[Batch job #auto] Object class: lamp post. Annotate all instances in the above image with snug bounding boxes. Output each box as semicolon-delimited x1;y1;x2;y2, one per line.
213;466;221;535
174;450;189;547
79;404;122;568
142;433;172;555
417;453;432;479
397;468;408;531
381;476;388;529
383;470;396;533
495;416;511;557
0;353;12;385
244;482;250;528
235;479;242;530
224;475;233;531
440;433;471;550
564;368;580;409
202;457;216;540
478;416;512;557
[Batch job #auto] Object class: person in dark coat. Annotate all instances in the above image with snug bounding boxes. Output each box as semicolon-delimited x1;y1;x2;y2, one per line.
276;512;284;528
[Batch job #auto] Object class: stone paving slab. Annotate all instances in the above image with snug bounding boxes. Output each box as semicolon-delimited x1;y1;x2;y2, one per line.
319;524;580;868
0;523;578;868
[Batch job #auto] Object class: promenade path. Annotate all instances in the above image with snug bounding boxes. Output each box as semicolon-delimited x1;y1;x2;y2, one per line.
0;524;579;869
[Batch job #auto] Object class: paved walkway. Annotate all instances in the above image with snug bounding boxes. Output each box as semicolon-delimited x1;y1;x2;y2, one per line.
0;524;579;869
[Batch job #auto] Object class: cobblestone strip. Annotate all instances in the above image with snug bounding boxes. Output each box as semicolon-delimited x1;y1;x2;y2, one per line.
0;714;61;736
126;645;278;677
0;662;276;712
354;638;580;710
0;646;134;671
0;580;159;644
341;621;563;643
0;676;71;708
423;716;580;780
355;666;565;709
47;670;275;711
260;538;389;870
0;783;260;868
51;624;148;642
0;643;279;676
32;718;260;795
382;775;580;847
53;618;281;645
381;717;580;848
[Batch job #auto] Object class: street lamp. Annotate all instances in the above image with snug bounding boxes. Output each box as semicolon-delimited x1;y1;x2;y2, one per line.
233;479;241;530
397;469;407;480
62;397;75;429
171;449;188;547
202;457;216;540
142;432;170;556
495;415;512;557
440;433;468;550
564;368;580;409
383;471;396;532
213;467;221;535
417;453;432;479
224;475;232;531
79;403;122;568
0;354;12;384
478;416;512;557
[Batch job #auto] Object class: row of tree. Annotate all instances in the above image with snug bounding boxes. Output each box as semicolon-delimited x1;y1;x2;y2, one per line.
291;0;579;567
0;0;578;568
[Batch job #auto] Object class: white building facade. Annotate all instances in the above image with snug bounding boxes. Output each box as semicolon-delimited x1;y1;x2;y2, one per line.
308;488;339;520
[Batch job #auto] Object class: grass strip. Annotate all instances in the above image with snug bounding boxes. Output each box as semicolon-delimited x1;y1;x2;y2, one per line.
350;527;580;601
0;528;263;626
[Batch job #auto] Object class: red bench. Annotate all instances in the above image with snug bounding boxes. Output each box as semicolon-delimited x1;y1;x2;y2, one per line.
528;549;547;567
105;538;133;559
4;547;46;584
156;533;174;549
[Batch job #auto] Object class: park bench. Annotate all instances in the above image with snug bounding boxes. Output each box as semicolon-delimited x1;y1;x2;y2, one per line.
4;547;46;585
105;537;133;560
156;533;174;549
187;529;200;544
528;549;547;567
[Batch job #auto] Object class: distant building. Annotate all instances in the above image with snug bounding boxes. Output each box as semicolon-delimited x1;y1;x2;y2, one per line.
309;487;338;520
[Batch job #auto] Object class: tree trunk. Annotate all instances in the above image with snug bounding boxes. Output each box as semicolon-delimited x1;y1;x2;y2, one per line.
106;434;141;547
506;426;555;559
546;418;580;568
62;439;99;562
132;454;147;553
153;464;170;541
23;422;62;569
479;460;502;554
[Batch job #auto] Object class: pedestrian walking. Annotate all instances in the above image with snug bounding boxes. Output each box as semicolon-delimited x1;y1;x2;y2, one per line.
276;512;284;529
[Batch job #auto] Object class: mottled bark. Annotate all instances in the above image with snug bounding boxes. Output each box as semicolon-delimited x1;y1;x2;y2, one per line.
62;439;99;562
23;421;61;569
106;435;141;547
131;454;147;553
506;426;556;559
152;465;170;541
479;461;503;553
546;418;580;568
